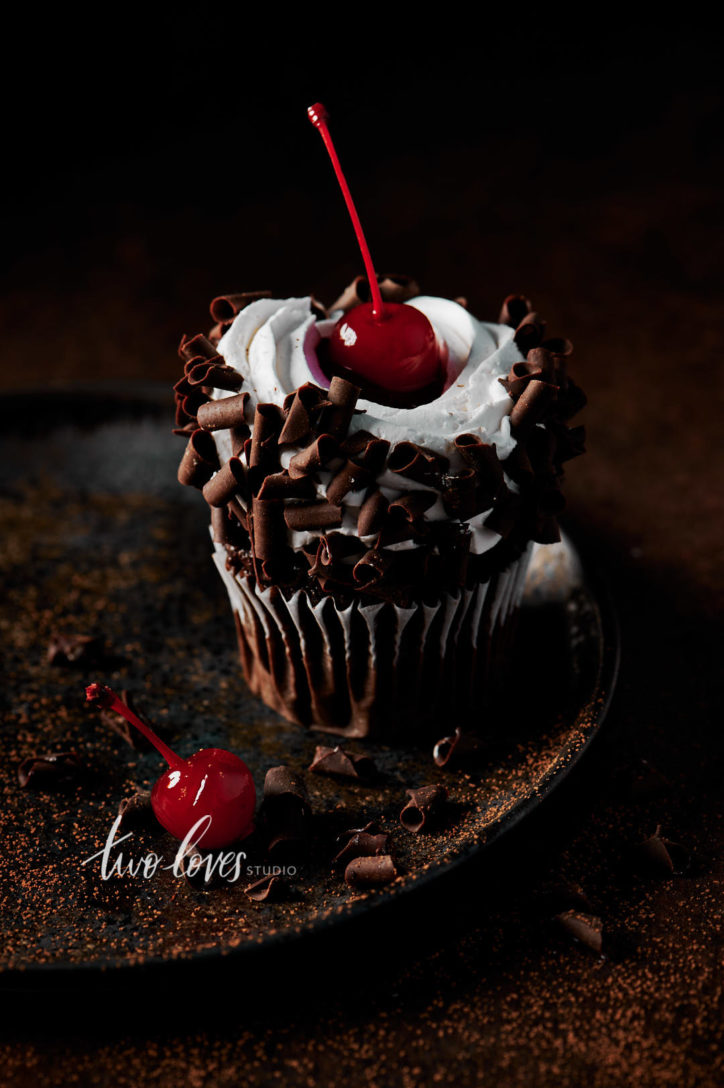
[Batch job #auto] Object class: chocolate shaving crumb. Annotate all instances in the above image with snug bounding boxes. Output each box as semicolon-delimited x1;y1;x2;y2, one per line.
333;832;389;867
17;752;82;789
309;745;376;780
117;789;153;828
46;632;103;667
556;910;604;955
400;785;448;833
344;854;398;888
636;825;691;876
244;874;287;902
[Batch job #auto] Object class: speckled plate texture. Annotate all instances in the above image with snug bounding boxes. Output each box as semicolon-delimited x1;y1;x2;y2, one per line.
0;385;618;984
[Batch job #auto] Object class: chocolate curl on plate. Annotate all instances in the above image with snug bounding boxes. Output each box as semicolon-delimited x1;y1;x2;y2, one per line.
284;501;343;532
248;402;283;486
353;548;393;588
257;471;316;501
245;874;287;902
509;380;559;435
309;745;376;780
635;826;690;876
341;430;390;475
197;392;250;432
498;293;533;328
440;468;480;520
330;273;420;313
433;727;483;767
318;376;361;439
326;459;372;505
186;358;243;392
202;456;248;507
178;429;220;488
288;434;338;479
333;831;389;867
388;441;449;485
357;491;389;536
556;910;604;955
514;311;547;354
400;785;448;833
259;766;311;857
209;289;272;324
47;632;103;667
18;752;82;789
279;382;326;445
344;855;398;888
178;332;218;363
117;789;153;829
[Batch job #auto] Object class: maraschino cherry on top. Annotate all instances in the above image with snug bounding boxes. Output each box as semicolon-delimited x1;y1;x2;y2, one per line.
308;102;443;402
85;684;256;849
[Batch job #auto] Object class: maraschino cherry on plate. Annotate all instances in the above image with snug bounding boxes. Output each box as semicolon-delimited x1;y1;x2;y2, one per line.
85;684;256;849
308;102;443;404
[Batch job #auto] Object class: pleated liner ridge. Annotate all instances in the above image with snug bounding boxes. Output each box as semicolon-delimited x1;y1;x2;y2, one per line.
213;543;533;740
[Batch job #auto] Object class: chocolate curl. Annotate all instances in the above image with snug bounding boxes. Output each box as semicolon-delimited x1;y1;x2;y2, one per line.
514;312;547;354
388;492;437;524
433;728;483;767
636;826;690;876
178;429;220;488
18;752;82;789
309;745;376;780
257;471;316;501
306;533;360;579
333;832;389;867
550;423;586;463
330;273;420;313
279;382;326;445
287;434;338;479
186;359;243;392
326;460;372;505
249;403;283;480
440;469;480;520
283;501;343;531
498;293;533;327
500;348;555;400
173;378;206;429
353;548;393;587
47;632;103;667
260;766;311;857
209;289;272;324
556;378;587;421
178;332;218;363
387;441;449;484
341;430;390;475
556;910;604;955
509;380;559;435
484;489;521;538
543;335;574;357
344;855;398;888
245;874;287;902
202;456;248;507
251;496;287;580
197;392;250;432
318;376;361;438
227;498;249;531
400;785;448;833
357;491;389;536
117;790;153;828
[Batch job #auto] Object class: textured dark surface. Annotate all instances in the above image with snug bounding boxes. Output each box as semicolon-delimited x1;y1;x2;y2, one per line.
1;20;723;1088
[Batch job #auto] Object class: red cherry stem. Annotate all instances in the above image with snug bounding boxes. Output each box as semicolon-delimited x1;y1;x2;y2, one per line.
307;102;385;323
85;683;184;771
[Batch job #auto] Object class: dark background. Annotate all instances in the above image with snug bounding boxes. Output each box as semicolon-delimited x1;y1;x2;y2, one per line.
2;15;723;1088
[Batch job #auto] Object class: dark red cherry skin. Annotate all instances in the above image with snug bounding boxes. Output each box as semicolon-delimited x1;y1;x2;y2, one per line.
328;302;441;394
151;748;256;849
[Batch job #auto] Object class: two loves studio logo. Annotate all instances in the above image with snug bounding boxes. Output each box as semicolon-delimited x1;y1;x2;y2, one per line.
82;814;298;887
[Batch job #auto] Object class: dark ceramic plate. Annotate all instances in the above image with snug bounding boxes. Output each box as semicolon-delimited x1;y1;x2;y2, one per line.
0;384;618;985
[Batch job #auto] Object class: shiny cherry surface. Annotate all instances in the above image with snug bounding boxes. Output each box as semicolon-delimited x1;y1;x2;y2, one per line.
328;301;441;393
151;748;256;849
